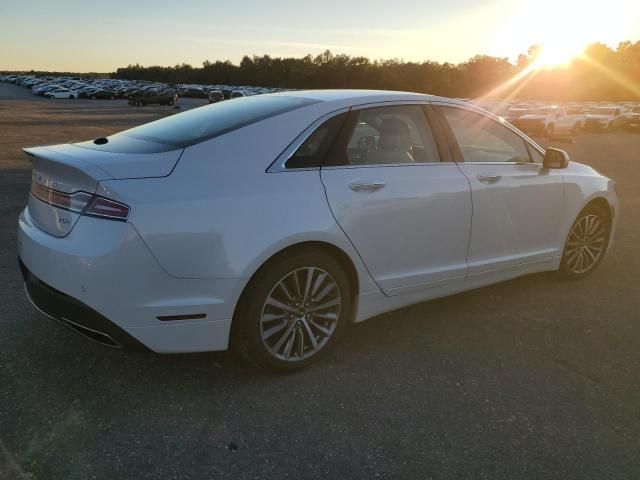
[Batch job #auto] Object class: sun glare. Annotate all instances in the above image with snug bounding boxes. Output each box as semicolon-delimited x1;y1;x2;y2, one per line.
532;42;585;68
492;0;637;70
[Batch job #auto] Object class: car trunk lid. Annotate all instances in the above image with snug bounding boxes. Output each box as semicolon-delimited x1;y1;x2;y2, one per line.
24;140;182;237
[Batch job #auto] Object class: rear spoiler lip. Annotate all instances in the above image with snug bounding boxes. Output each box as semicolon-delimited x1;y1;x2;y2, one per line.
23;145;114;181
24;141;184;180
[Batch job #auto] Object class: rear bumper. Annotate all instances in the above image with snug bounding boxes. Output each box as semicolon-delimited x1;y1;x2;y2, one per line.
18;206;244;353
20;258;149;350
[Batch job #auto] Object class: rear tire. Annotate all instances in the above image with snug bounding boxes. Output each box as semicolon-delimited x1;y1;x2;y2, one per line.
233;248;352;371
559;204;611;280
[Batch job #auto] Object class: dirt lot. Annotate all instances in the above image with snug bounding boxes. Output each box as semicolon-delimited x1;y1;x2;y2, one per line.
1;81;640;479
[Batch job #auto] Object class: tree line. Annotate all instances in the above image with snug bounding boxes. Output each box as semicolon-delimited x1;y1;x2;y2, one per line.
14;41;639;101
112;41;640;101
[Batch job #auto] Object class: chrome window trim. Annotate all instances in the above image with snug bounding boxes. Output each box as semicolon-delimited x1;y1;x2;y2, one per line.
321;162;455;171
434;161;544;167
268;101;437;172
430;100;547;161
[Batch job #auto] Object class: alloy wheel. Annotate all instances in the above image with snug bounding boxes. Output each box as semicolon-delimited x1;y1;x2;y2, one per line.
260;267;341;362
564;214;607;275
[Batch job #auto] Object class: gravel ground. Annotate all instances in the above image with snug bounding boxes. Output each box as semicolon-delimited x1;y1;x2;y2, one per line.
1;82;639;479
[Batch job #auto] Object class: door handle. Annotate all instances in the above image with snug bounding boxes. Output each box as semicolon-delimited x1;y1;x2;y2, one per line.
348;181;386;192
476;174;501;184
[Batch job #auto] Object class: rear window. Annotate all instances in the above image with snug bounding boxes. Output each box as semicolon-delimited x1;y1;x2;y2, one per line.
119;95;319;147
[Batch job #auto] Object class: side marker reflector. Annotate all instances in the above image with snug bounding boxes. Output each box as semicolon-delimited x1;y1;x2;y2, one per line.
156;313;207;322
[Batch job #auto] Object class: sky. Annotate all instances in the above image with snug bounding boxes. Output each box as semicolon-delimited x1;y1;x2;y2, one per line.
1;0;639;72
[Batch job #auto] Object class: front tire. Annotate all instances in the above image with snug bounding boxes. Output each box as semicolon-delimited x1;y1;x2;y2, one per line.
233;248;352;370
559;204;611;279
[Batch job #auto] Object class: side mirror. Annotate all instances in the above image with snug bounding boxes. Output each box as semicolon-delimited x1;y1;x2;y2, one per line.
543;147;569;169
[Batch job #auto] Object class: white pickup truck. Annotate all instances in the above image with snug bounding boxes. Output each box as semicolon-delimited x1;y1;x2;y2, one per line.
512;106;583;137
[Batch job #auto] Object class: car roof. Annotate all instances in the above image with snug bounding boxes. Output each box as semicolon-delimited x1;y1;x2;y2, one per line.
265;89;479;114
270;89;436;103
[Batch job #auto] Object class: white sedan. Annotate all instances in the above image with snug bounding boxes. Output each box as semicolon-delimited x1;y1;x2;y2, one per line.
18;90;618;370
44;88;77;99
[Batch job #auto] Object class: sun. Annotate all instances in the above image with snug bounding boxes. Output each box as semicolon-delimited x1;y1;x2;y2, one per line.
532;42;585;69
490;0;636;70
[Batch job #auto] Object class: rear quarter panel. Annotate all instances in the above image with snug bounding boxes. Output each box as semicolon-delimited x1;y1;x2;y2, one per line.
98;105;379;294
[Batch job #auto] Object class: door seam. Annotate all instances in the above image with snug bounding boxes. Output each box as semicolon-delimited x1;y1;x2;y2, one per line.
318;168;388;296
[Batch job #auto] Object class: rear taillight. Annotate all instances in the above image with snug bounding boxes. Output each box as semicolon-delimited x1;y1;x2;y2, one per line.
30;182;130;221
85;196;130;220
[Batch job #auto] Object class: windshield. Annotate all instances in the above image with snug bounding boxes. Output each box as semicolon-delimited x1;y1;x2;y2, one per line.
119;95;319;147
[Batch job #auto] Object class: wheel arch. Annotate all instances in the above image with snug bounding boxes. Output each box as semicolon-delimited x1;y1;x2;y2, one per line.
584;196;613;222
559;195;614;278
231;240;361;335
561;195;614;251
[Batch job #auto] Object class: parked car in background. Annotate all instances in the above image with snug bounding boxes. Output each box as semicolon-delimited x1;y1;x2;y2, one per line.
208;89;224;103
502;106;539;124
33;85;59;96
78;88;99;98
44;88;77;99
584;106;626;131
565;107;587;131
625;107;640;132
129;90;178;106
230;89;246;99
87;90;115;100
512;106;582;137
181;87;208;98
18;90;617;370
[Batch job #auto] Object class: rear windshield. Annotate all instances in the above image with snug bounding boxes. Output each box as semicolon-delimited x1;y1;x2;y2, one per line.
119;95;318;147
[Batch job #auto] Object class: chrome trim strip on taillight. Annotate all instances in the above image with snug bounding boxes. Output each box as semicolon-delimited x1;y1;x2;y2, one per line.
30;182;130;221
84;196;131;221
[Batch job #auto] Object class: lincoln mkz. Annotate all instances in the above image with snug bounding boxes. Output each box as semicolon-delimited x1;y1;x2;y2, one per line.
18;90;618;369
